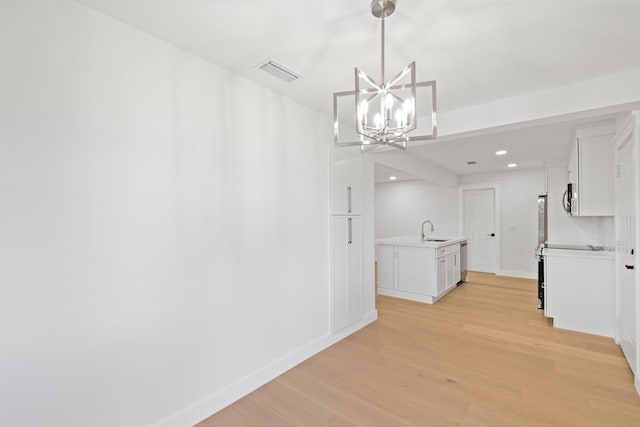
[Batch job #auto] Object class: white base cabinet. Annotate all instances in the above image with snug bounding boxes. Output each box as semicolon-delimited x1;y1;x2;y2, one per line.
377;242;462;304
543;250;615;337
332;216;363;333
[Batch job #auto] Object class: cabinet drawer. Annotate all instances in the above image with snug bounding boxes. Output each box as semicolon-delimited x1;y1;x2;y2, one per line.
436;243;460;258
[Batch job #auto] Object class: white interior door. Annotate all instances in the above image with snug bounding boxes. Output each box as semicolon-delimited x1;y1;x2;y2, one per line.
463;189;496;273
616;128;637;374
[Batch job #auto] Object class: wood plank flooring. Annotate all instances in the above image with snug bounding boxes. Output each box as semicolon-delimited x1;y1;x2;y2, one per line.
198;272;640;426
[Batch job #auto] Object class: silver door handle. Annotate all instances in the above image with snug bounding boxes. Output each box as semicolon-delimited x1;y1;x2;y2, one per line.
348;218;352;245
347;186;352;213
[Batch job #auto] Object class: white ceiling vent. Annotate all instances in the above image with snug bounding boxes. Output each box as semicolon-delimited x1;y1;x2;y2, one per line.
258;60;301;82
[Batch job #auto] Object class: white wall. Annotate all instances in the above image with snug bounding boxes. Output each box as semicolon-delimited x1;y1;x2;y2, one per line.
459;169;547;278
375;179;459;239
373;150;459;187
0;1;332;426
438;67;640;138
546;166;615;246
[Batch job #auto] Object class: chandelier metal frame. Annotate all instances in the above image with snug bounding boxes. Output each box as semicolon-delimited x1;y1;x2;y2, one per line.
333;0;437;151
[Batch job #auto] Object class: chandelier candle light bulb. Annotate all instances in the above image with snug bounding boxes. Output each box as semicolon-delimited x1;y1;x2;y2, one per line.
374;113;383;128
360;99;369;127
395;108;404;127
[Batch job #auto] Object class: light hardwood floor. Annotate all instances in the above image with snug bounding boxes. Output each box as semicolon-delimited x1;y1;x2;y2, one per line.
198;272;640;426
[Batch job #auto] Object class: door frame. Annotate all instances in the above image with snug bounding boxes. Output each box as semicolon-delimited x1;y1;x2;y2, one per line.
613;111;640;384
458;183;502;275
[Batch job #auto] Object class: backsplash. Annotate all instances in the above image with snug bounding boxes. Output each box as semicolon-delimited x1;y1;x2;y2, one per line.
552;215;615;248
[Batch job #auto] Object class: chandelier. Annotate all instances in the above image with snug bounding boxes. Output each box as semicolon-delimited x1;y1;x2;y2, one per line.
333;0;437;151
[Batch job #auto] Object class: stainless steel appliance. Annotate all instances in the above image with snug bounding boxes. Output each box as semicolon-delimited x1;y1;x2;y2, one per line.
536;194;548;309
538;194;548;245
563;183;577;215
459;241;468;283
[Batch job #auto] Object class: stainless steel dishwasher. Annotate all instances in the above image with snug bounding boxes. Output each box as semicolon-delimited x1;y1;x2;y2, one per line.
460;242;468;283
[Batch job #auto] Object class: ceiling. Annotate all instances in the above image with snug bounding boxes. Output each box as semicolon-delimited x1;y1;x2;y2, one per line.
74;0;639;176
76;0;640;117
407;116;615;175
374;164;417;183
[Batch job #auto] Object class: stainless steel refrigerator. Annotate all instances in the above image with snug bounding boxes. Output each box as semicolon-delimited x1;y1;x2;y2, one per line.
536;194;548;309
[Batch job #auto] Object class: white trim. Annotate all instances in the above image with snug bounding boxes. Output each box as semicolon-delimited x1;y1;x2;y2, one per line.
377;286;456;304
635;111;640;389
612;114;633;348
458;183;502;275
497;270;537;280
613;111;640;391
153;310;378;427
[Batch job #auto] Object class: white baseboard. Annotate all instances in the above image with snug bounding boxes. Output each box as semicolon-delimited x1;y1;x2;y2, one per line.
377;287;435;304
153;310;378;427
497;270;537;280
377;286;457;304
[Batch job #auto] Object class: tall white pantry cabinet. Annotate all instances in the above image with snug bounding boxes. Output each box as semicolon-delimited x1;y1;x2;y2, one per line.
330;146;363;333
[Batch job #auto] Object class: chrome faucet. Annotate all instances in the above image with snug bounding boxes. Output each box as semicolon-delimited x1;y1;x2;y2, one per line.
421;220;435;241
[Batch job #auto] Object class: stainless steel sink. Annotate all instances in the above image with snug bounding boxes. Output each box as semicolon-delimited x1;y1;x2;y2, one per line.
424;239;448;242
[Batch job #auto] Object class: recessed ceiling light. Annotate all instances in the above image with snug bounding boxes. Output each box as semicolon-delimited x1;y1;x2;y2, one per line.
389;176;397;180
496;150;507;156
507;163;517;168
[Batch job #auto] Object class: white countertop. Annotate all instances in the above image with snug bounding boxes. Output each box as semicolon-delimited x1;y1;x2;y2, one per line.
543;247;615;259
376;235;468;249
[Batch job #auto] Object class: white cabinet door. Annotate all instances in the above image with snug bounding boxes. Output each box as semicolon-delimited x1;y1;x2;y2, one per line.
451;251;461;288
331;217;349;332
568;140;578;186
331;216;362;333
543;256;551;318
347;217;363;326
567;131;614;216
436;256;447;295
579;135;614;216
398;246;435;295
376;245;396;290
446;253;455;290
331;146;362;215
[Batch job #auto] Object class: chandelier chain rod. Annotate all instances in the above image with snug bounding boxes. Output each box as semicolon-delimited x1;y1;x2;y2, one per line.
381;13;385;84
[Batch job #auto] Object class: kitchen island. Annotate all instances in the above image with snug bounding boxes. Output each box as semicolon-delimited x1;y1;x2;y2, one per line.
376;235;468;304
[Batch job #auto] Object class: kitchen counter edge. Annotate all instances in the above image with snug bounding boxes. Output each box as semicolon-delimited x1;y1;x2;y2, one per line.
542;248;615;259
376;235;468;249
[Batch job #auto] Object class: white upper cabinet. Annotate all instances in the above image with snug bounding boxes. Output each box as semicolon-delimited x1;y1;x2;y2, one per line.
567;140;579;187
568;124;615;216
331;146;362;215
